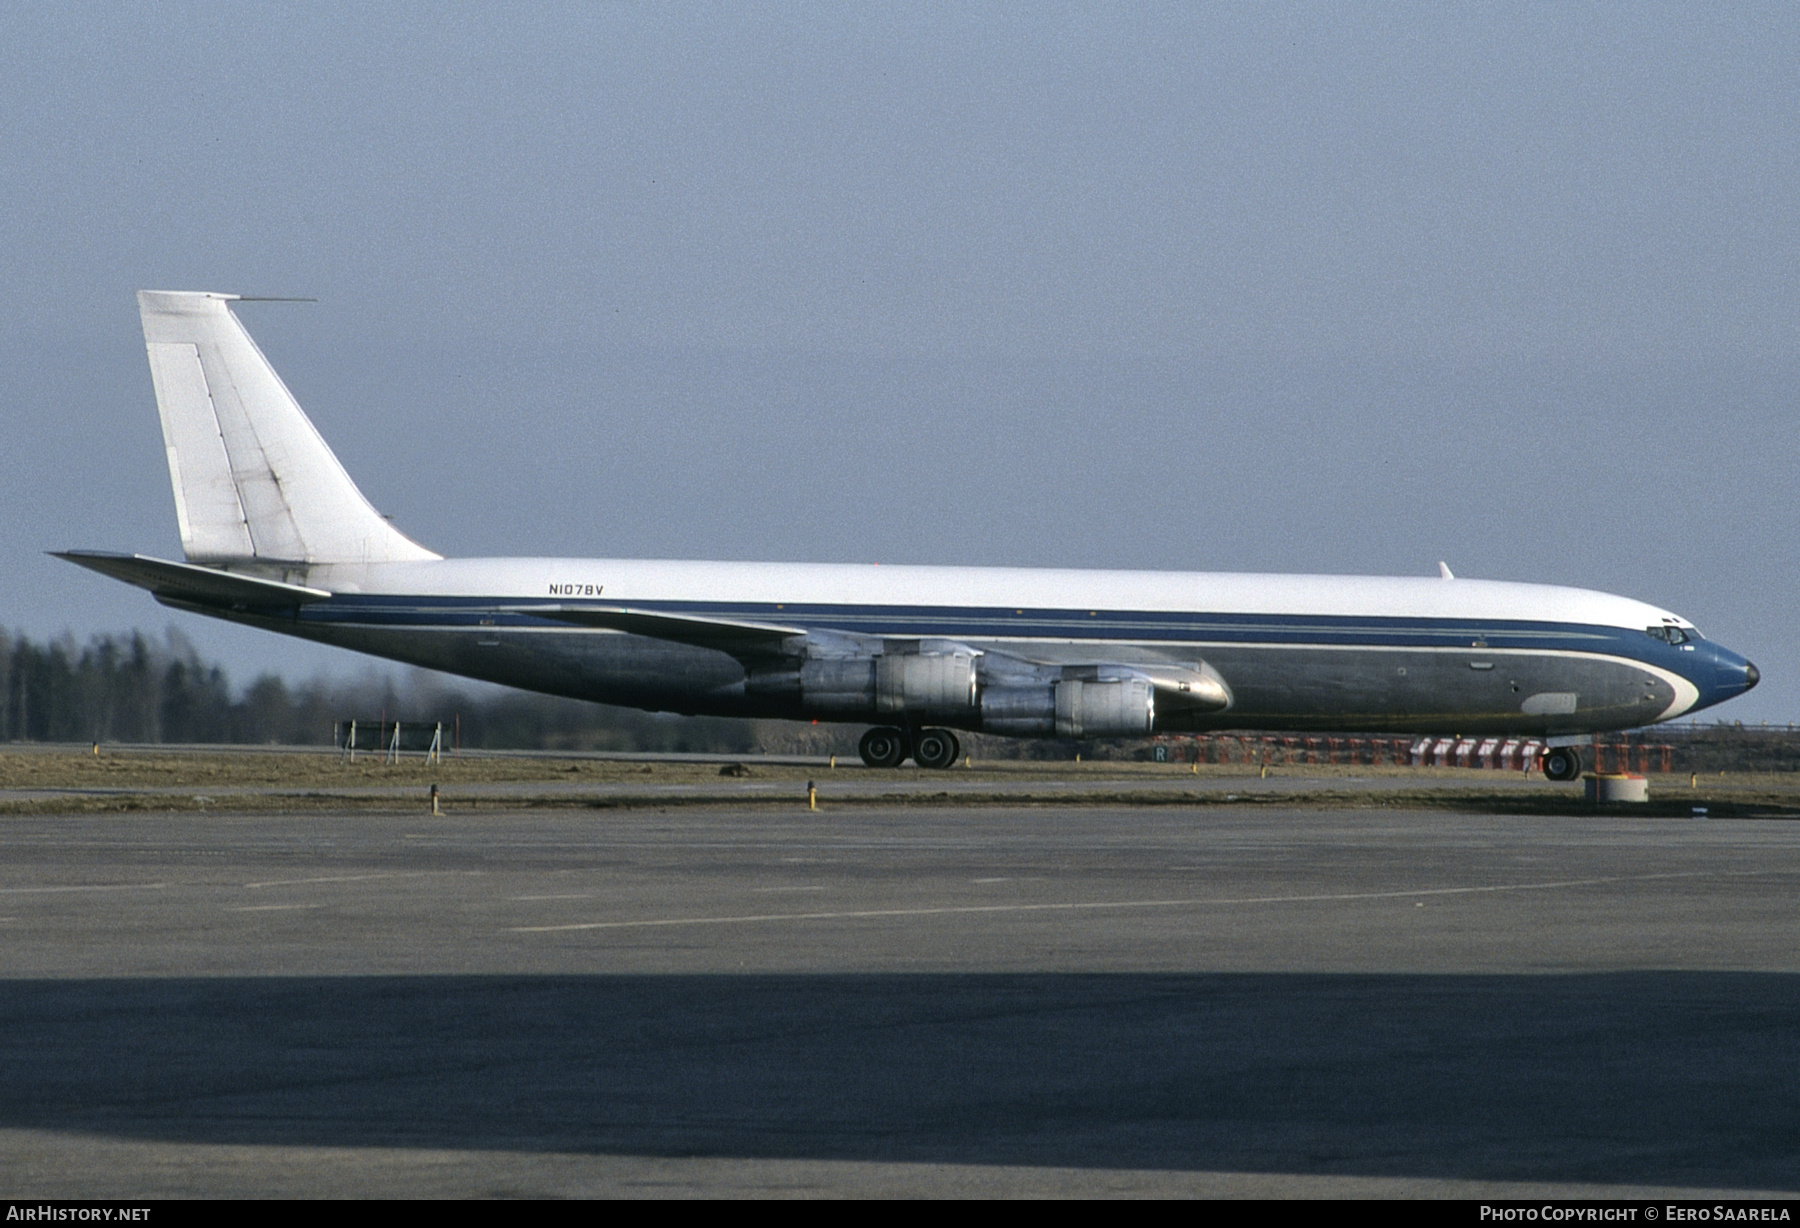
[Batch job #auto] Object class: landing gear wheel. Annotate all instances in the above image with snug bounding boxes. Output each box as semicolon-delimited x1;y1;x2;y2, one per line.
913;728;961;770
859;726;909;769
1541;746;1583;782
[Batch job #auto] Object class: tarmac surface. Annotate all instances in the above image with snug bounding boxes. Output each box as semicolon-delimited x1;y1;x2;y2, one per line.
0;766;1560;806
3;785;1798;1198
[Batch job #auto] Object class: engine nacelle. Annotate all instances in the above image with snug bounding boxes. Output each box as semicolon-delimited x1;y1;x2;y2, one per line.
795;657;876;715
980;677;1156;738
750;650;979;719
978;684;1056;736
1057;677;1155;737
876;651;978;715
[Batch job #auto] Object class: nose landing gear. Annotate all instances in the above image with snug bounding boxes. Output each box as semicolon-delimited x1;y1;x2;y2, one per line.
1541;745;1584;782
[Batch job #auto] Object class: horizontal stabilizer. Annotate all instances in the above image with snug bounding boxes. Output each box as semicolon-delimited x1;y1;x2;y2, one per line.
523;604;806;658
53;551;331;608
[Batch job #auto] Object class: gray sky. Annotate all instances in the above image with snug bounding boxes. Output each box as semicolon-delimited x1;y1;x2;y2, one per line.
4;4;1797;722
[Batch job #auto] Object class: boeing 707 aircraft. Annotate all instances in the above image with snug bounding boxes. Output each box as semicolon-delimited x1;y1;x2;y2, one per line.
58;291;1759;778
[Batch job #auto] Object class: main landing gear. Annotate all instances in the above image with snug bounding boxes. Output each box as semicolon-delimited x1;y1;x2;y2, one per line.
859;725;961;770
1540;745;1584;782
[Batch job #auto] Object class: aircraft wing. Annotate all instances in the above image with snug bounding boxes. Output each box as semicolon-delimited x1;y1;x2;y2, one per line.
525;604;809;659
529;604;1231;708
53;551;332;608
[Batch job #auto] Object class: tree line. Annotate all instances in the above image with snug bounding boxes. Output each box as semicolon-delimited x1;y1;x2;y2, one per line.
0;628;768;752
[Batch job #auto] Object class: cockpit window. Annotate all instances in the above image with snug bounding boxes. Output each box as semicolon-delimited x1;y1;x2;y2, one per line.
1646;625;1691;645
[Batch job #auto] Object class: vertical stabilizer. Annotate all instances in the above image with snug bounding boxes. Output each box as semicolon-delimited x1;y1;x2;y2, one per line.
137;291;440;564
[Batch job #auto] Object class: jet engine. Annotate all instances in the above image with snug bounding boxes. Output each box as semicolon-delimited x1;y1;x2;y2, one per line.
749;646;979;719
979;676;1156;738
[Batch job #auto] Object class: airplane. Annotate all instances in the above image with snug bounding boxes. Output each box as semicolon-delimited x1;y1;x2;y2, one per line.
58;290;1760;781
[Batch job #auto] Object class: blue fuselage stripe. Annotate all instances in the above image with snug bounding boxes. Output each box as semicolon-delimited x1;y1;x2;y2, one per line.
294;595;1671;662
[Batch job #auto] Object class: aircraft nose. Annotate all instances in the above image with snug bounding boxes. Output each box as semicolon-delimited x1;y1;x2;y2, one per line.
1685;642;1761;714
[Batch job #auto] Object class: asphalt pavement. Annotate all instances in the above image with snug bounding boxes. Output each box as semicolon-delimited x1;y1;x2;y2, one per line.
2;797;1796;1197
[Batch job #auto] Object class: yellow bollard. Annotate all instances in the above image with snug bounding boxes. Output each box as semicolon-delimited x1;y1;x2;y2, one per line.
829;755;836;769
807;781;817;811
1260;765;1268;779
1191;762;1198;775
1691;773;1697;788
429;783;440;816
91;742;99;757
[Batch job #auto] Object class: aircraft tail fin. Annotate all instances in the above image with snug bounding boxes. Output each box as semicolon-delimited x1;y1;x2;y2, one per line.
136;291;440;565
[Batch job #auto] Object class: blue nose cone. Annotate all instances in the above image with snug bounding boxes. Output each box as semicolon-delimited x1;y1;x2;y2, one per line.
1688;641;1760;714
